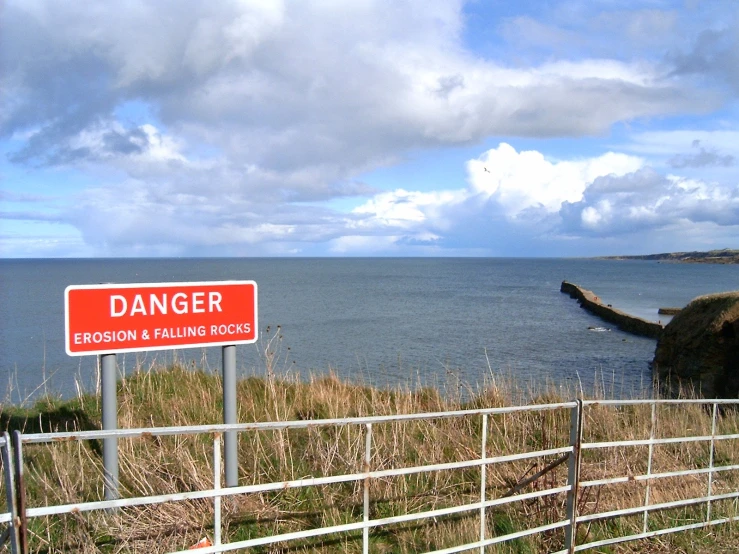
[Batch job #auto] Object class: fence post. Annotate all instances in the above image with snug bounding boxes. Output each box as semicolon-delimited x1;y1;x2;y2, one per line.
10;432;27;554
363;423;372;554
565;400;583;553
1;433;19;554
643;401;656;533
707;402;718;522
480;414;488;553
214;434;222;547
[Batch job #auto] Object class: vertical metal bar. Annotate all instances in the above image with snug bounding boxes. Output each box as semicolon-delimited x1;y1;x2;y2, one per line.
214;434;222;547
643;401;656;533
479;414;488;553
363;423;372;554
11;433;27;554
706;402;718;522
565;400;583;554
1;433;19;554
100;353;119;500
222;345;238;487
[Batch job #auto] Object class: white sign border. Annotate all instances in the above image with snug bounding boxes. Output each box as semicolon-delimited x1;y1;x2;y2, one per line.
64;280;258;356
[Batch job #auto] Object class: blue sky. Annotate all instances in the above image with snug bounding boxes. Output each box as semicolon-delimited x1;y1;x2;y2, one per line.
1;0;738;258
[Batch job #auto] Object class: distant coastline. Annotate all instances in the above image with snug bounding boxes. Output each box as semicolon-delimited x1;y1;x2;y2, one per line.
599;248;739;264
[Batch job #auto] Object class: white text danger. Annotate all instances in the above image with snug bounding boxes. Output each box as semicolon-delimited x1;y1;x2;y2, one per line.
110;292;223;317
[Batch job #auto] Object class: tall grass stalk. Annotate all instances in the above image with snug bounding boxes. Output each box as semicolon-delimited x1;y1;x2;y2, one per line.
0;361;737;553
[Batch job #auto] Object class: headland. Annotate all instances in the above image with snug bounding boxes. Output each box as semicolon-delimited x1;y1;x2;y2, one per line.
599;248;739;264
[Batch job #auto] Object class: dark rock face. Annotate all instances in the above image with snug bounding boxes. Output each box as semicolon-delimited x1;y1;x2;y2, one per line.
653;292;739;398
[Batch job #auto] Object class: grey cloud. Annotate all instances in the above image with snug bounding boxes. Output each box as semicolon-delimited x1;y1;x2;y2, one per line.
417;193;547;255
8;111;101;166
434;74;465;98
559;167;739;236
668;26;739;93
102;128;148;155
588;168;665;193
668;144;734;168
0;211;67;223
64;180;366;255
3;0;736;256
9;124;151;167
3;1;720;172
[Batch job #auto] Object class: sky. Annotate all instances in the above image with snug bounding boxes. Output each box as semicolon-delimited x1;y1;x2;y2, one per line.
1;0;739;258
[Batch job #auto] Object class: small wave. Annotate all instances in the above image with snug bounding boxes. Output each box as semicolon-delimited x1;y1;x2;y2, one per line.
588;326;611;332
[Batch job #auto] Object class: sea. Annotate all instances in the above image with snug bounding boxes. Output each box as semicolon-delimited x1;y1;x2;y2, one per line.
1;257;738;404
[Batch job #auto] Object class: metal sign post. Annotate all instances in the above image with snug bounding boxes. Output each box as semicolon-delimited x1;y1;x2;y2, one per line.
101;353;119;500
64;280;258;498
222;345;238;487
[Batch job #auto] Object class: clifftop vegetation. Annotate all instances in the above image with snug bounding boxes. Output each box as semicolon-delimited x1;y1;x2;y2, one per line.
1;365;738;552
601;248;739;264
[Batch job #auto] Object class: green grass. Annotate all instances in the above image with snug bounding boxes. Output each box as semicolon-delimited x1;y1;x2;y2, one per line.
0;364;738;553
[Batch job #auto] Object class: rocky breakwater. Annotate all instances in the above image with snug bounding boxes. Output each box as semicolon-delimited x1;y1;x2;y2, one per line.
560;281;664;339
653;291;739;398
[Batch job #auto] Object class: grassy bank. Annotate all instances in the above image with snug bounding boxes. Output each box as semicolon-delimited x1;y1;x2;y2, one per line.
2;365;739;553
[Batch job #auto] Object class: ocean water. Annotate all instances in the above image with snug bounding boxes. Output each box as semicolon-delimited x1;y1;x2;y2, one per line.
1;257;738;403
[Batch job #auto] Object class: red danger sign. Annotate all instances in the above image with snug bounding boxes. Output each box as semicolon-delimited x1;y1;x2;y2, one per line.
65;281;257;356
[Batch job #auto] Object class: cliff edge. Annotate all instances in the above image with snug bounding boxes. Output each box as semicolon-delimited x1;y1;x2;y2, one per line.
653;291;739;398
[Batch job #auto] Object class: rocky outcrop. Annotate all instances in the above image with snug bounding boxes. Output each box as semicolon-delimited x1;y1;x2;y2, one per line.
560;281;664;339
653;292;739;398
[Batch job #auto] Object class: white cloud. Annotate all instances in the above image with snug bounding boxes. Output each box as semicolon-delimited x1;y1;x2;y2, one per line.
14;134;734;257
329;235;404;254
342;144;646;251
466;143;644;215
352;189;463;229
560;168;739;235
2;1;715;171
1;0;738;257
344;143;739;254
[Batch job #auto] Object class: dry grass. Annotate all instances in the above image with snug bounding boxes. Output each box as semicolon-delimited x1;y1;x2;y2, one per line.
1;362;738;553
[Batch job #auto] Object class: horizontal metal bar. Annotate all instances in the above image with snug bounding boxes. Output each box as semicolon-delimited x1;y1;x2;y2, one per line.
582;399;739;406
580;463;739;488
27;447;572;518
574;514;739;552
423;540;482;554
0;513;11;524
168;492;573;554
27;487;227;518
484;485;570;509
577;490;739;524
168;503;486;553
25;418;739;448
15;397;739;554
170;518;366;553
21;402;576;444
480;520;570;549
424;520;571;554
582;433;739;450
163;500;739;554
